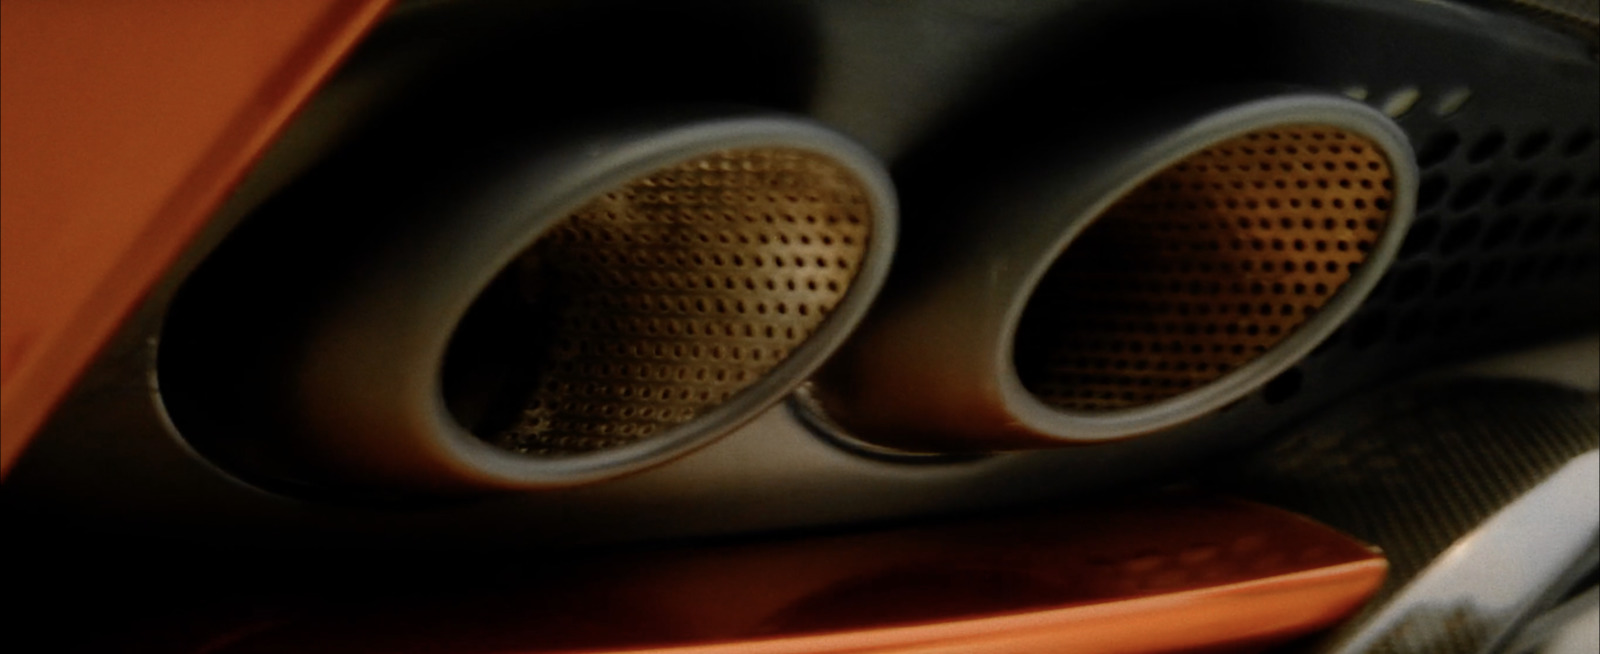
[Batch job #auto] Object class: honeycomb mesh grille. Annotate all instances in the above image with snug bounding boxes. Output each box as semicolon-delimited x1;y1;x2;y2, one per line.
1015;126;1396;411
454;148;873;456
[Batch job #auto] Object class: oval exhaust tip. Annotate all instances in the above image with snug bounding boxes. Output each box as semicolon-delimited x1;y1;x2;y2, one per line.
161;115;897;494
443;146;881;460
808;93;1416;452
1014;125;1397;412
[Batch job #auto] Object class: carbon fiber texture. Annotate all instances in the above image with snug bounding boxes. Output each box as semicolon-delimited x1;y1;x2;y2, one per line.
1223;378;1599;652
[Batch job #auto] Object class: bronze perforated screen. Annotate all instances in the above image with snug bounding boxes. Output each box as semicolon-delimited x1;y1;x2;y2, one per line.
443;148;874;455
1014;126;1395;411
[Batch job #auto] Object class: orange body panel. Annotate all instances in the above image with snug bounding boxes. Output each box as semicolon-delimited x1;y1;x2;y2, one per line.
0;0;390;474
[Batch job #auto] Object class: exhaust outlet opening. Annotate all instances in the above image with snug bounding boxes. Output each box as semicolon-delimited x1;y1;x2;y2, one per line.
442;147;877;458
1013;125;1398;414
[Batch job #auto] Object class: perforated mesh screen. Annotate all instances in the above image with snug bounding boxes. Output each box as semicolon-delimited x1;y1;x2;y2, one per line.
1014;126;1396;411
446;148;874;456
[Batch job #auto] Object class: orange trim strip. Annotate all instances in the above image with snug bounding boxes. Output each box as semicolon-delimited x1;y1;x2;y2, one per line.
569;562;1385;654
0;0;392;474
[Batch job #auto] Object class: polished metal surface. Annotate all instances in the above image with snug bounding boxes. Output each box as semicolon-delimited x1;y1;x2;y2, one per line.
1440;336;1600;393
1223;367;1600;653
1326;451;1599;653
1505;586;1600;654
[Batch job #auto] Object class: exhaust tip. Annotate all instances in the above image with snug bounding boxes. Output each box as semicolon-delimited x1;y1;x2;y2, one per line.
808;93;1415;452
993;99;1418;444
443;146;880;460
1015;125;1397;412
163;115;896;494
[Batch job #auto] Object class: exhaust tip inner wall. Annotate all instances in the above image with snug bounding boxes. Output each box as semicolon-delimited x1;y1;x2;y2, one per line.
443;147;875;456
1014;125;1396;412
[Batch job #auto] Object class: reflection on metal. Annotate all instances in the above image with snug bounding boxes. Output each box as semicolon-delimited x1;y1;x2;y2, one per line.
1440;335;1600;393
196;495;1384;653
1326;451;1599;653
1224;376;1600;652
1505;586;1600;654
